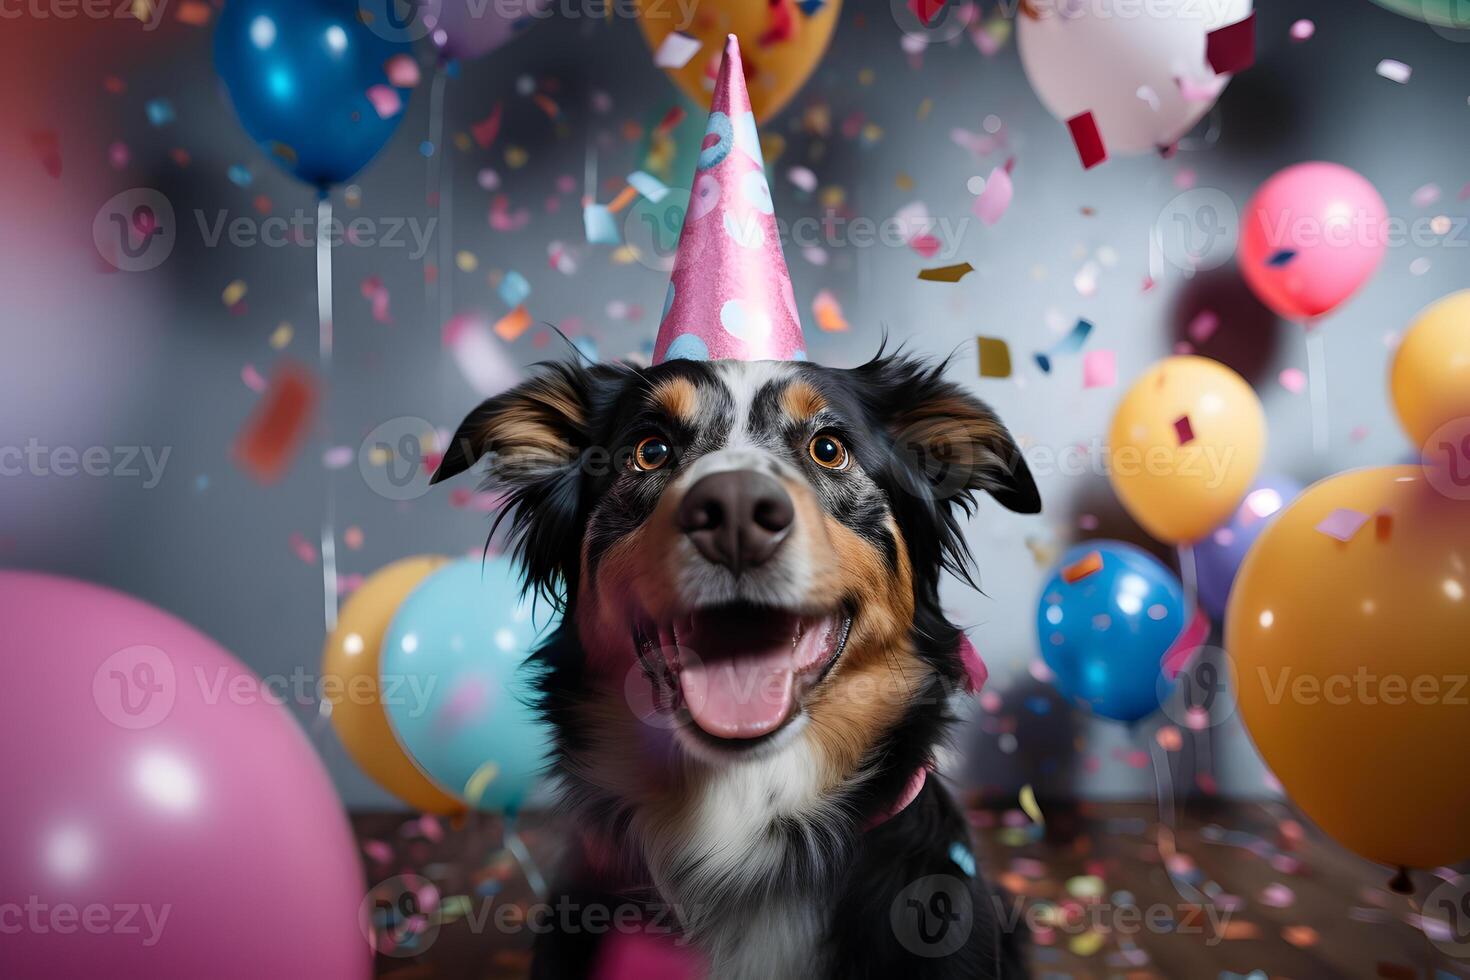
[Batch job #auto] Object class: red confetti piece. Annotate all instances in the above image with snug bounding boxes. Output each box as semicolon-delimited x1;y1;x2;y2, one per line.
472;103;503;148
1173;415;1195;445
1206;13;1255;74
760;0;797;45
908;0;947;27
1066;112;1106;169
232;361;318;484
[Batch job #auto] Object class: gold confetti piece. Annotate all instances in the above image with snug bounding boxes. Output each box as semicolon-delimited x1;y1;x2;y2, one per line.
610;245;640;265
819;186;845;209
269;322;292;349
917;98;933;121
1066;875;1105;899
130;0;153;22
1019;784;1045;827
452;132;472;152
858;68;875;86
761;133;786;164
918;262;974;283
861;123;883;144
463;761;500;807
1068;930;1104;957
456;250;478;272
222;280;247;307
504;146;528;168
977;336;1012;378
895;173;914;191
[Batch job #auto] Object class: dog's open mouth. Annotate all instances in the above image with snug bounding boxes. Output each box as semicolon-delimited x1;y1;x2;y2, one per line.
633;602;852;743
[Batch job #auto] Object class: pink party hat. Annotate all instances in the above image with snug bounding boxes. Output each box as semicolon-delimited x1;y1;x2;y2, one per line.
652;35;806;365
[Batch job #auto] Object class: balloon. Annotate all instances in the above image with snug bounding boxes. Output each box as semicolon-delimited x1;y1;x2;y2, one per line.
1017;0;1252;160
633;0;843;122
323;556;464;814
1193;476;1302;623
1369;0;1470;29
382;558;555;812
1228;466;1470;870
429;0;547;62
0;572;369;978
1037;542;1188;723
214;0;410;189
1238;162;1388;323
1390;289;1470;450
1108;356;1266;545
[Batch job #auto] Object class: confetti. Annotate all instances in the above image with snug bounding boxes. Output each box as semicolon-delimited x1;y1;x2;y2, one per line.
1066;111;1106;169
1290;19;1315;41
1205;12;1255;74
1279;367;1307;394
385;54;419;87
1061;551;1103;584
654;31;701;69
1375;59;1411;84
1173;414;1196;445
145;98;175;127
972;166;1013;226
812;290;848;332
1411;183;1441;207
917;262;974;283
471;103;503;148
1018;784;1045;827
626;170;669;203
494;305;532;342
269;322;292;349
1081;349;1116;389
1316;507;1371;542
233;361;318;484
498;270;531;308
1266;248;1296;267
360;276;392;323
1034;318;1093;373
977;336;1013;378
444;314;520;395
366;85;402;120
1260;883;1296;908
1187;309;1220;344
787;166;817;193
221;280;247;308
583;202;620;245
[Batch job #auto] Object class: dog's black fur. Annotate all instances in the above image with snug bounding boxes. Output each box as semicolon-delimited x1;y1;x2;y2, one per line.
435;351;1036;978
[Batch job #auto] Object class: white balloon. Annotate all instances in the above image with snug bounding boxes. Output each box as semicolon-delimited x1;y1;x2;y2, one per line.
1018;0;1253;159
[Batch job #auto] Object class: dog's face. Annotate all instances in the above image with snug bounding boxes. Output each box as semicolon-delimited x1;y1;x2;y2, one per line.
434;355;1039;771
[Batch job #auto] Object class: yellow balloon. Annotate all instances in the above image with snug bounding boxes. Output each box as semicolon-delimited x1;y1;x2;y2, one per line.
1107;356;1265;544
1391;289;1470;449
634;0;842;123
1228;466;1470;870
323;556;464;815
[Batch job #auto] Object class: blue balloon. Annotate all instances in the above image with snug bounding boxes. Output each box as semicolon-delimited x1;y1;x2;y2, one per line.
1037;541;1187;723
382;558;556;813
214;0;409;189
1193;476;1303;623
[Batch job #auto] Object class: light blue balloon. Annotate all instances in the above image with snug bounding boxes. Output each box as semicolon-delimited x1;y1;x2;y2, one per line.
382;557;556;812
1036;541;1187;724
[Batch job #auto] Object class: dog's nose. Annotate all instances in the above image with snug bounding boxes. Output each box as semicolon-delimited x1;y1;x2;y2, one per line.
676;470;794;573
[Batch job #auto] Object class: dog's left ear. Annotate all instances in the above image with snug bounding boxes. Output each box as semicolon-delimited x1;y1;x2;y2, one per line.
860;355;1041;514
431;361;624;601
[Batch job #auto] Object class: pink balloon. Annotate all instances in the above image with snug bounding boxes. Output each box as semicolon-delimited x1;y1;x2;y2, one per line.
0;572;370;979
1238;162;1388;323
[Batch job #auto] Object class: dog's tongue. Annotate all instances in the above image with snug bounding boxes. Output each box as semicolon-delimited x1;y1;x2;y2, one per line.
677;612;799;740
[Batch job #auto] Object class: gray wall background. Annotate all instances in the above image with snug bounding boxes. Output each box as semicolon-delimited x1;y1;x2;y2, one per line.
3;0;1468;808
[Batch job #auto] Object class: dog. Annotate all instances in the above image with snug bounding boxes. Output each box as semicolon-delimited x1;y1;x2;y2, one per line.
432;351;1039;979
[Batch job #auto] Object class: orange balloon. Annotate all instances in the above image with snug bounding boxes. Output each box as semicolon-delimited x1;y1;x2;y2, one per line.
1228;466;1470;869
634;0;842;122
323;556;463;815
1390;289;1470;450
1107;356;1266;544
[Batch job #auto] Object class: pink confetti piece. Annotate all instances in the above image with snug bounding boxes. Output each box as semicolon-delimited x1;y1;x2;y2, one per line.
1173;414;1195;445
360;275;392;323
1260;883;1296;908
384;54;419;88
366;84;402;120
1376;59;1411;84
108;140;130;170
241;363;266;392
1278;367;1307;394
1316;507;1371;542
973;166;1013;226
362;840;393;864
787;166;817;193
1290;19;1315;41
288;531;318;565
1410;183;1441;207
1174;168;1197;190
1081;349;1116;389
1177;73;1228;103
322;445;353;469
1187;309;1220;344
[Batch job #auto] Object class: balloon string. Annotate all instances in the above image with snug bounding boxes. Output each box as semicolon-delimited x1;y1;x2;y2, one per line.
1151;737;1205;905
317;195;338;634
1306;328;1329;455
426;65;448;325
503;817;548;900
1177;543;1198;617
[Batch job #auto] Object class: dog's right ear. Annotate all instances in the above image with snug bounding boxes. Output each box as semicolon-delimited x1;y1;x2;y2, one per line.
432;361;625;603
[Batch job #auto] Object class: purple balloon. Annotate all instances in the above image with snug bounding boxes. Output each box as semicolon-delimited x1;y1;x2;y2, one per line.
429;0;547;62
0;572;370;979
1193;476;1303;622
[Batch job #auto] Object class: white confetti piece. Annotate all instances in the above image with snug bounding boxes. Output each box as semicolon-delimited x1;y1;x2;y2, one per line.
1376;59;1411;84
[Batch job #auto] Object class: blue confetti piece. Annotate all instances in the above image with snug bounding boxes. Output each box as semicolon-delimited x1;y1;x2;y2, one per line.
797;0;826;12
583;203;620;245
1266;249;1297;267
948;841;976;877
227;164;253;188
1025;695;1052;715
419;140;435;158
627;170;669;204
573;337;599;363
499;270;530;308
145;98;175;127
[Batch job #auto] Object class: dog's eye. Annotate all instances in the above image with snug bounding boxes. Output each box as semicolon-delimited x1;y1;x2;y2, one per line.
632;436;672;472
808;434;849;470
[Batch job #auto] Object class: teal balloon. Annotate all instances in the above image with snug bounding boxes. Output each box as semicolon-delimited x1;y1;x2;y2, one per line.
1369;0;1470;29
382;558;555;812
1036;542;1187;724
213;0;410;189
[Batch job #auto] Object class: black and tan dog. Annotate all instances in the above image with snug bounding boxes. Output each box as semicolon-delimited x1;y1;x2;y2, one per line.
433;351;1038;979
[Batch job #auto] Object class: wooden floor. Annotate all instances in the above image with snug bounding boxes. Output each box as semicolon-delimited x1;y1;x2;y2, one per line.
353;802;1468;979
